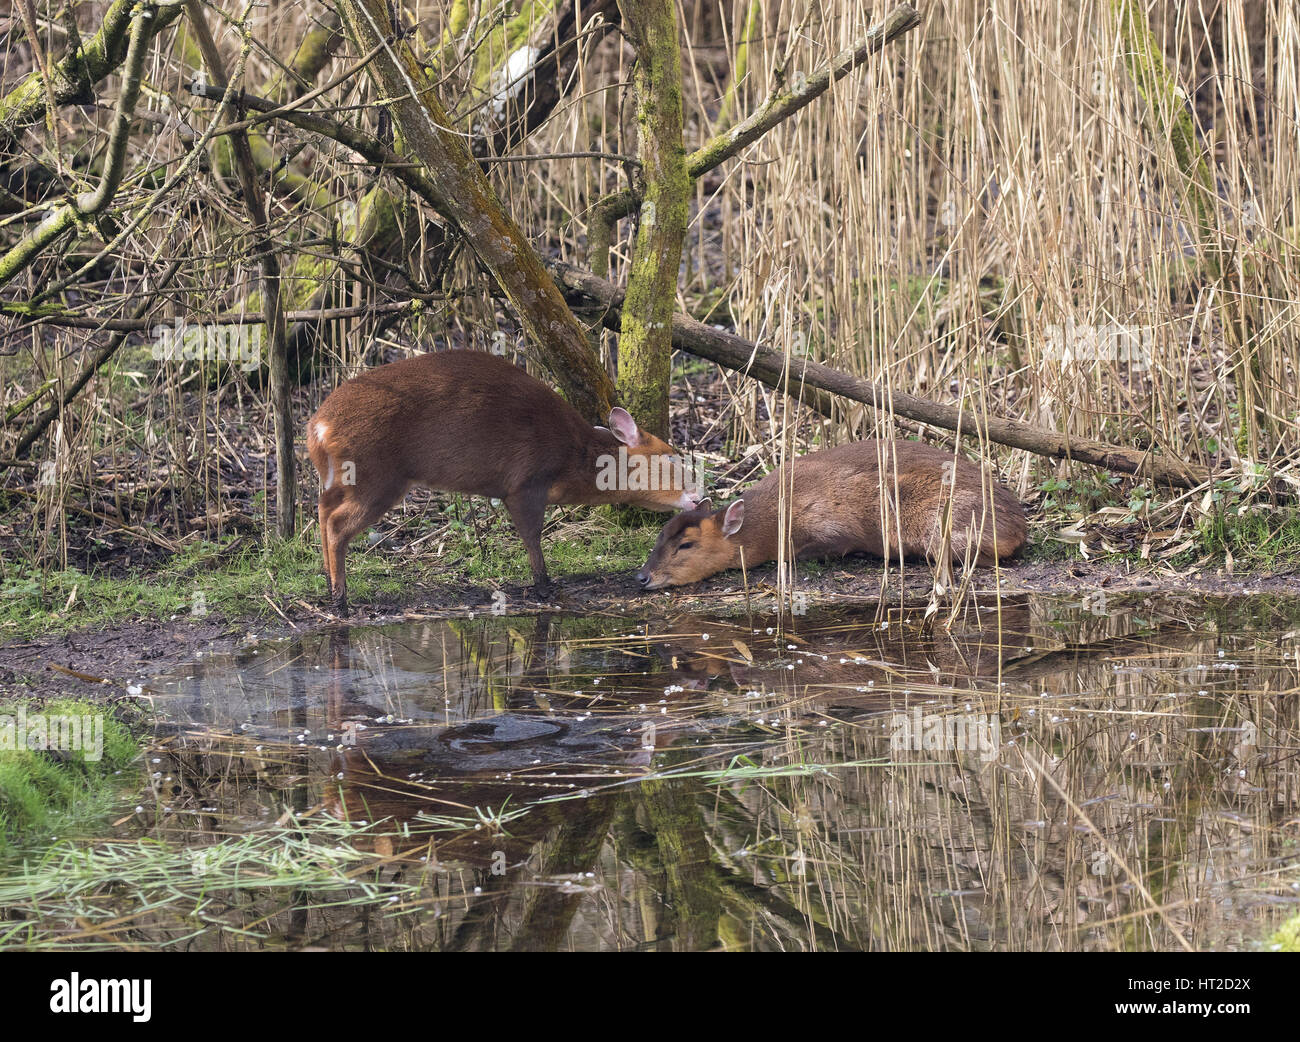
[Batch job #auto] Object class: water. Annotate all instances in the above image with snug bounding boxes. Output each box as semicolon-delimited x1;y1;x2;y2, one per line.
6;593;1300;950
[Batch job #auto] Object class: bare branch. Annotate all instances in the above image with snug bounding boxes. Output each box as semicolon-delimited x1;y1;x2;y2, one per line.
0;2;157;290
591;4;921;227
0;0;183;148
5;258;183;466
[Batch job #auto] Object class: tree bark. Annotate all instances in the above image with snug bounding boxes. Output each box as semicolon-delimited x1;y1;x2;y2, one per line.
614;0;689;439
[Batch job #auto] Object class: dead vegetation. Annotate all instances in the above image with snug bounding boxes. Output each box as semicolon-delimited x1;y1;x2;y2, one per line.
0;1;1296;616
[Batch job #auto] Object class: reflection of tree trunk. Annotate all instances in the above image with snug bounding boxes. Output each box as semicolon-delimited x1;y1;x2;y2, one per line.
617;782;863;950
506;794;622;952
444;613;553;711
284;636;313;945
1122;691;1219;951
716;873;868;952
638;765;721;951
706;782;864;950
610;801;664;940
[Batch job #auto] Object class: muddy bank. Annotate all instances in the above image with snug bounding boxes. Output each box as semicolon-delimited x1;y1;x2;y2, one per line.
1;556;1295;704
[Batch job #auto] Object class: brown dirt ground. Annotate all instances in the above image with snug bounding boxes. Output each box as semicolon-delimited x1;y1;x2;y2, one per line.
2;555;1294;705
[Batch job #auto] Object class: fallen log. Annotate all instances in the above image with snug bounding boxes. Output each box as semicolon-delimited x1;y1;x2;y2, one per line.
551;263;1210;491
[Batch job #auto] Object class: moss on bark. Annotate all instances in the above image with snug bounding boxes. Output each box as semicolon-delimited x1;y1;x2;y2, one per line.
614;0;689;439
0;0;183;148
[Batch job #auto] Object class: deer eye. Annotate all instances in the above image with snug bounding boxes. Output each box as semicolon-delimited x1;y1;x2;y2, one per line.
676;541;695;552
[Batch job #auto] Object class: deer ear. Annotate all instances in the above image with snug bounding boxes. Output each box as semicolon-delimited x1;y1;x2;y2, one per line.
721;500;745;536
695;497;713;514
607;407;641;446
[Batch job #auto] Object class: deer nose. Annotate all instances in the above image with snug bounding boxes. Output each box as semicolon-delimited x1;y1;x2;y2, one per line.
636;571;651;588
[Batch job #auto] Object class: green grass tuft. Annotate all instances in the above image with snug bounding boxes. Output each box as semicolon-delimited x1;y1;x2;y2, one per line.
0;699;140;853
1194;505;1300;571
0;501;665;636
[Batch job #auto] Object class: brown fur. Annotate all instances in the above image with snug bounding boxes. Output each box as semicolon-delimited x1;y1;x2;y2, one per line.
308;350;696;613
637;439;1027;589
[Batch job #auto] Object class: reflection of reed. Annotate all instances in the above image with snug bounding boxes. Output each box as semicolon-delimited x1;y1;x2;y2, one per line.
741;626;1298;950
111;595;1300;950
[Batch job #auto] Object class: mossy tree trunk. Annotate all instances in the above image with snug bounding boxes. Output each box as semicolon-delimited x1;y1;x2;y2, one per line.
179;10;344;209
614;0;689;439
0;2;157;291
334;0;615;422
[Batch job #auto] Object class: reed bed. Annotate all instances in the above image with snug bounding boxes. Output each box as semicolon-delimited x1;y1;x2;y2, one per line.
0;1;1294;581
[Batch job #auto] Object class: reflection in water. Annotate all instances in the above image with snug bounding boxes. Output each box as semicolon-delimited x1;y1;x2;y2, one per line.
7;594;1300;950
